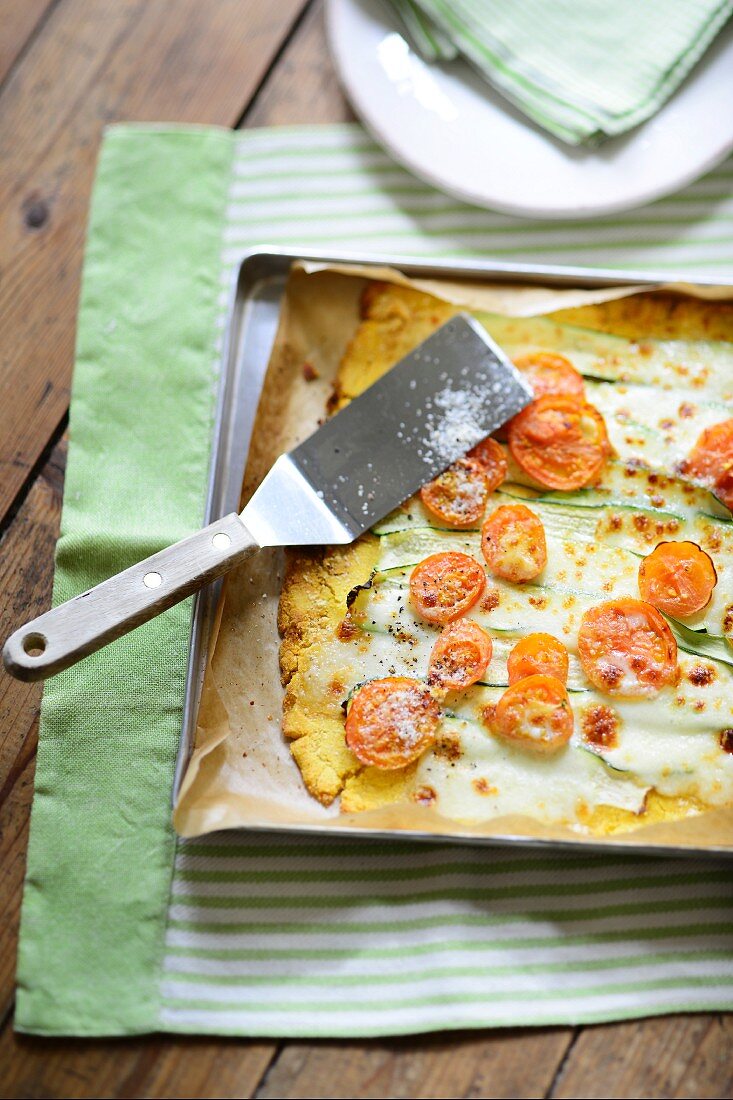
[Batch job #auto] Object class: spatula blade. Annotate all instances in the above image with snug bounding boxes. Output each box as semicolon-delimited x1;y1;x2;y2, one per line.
242;313;532;547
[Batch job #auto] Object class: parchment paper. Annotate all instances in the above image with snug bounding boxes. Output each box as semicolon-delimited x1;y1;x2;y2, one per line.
174;265;733;851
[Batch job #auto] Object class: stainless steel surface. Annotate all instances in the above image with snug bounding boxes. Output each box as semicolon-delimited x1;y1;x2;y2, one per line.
244;316;531;547
178;271;286;800
242;245;731;290
172;248;733;858
174;818;733;860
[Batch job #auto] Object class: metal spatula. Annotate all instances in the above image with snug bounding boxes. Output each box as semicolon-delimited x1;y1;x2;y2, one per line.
3;315;531;681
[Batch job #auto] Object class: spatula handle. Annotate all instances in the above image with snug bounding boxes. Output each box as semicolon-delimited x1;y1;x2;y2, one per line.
3;513;258;682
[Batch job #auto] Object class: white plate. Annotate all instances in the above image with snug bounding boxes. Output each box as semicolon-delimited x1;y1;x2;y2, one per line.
327;0;733;219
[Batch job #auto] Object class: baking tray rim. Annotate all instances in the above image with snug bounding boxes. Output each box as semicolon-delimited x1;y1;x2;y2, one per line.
174;246;733;859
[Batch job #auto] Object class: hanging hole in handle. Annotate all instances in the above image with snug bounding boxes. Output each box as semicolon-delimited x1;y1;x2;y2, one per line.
23;632;47;658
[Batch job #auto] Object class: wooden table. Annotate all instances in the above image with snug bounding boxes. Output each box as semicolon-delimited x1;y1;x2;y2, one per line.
0;3;731;1096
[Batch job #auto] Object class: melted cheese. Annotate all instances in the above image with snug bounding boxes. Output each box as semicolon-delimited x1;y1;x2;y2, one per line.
473;311;733;402
339;516;733;822
292;295;733;830
416;717;649;825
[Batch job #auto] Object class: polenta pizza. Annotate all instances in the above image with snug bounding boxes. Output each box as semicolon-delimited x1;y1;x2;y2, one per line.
278;282;733;835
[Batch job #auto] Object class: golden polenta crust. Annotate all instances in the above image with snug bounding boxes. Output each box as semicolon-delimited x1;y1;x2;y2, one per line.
279;280;724;828
331;282;456;410
552;290;733;341
279;536;380;805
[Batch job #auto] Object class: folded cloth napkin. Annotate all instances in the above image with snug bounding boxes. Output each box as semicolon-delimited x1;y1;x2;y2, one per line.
15;123;733;1037
388;0;733;144
389;0;458;62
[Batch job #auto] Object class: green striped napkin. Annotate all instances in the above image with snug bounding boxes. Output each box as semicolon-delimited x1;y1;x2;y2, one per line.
389;0;458;62
15;123;733;1037
388;0;733;144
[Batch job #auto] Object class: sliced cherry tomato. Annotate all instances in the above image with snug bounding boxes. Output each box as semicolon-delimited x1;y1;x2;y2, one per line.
481;503;547;583
578;597;677;698
508;394;610;491
345;677;440;769
638;540;717;617
714;465;733;512
428;620;493;693
683;419;733;509
409;551;486;624
420;456;488;527
466;437;508;493
507;633;569;685
490;673;573;752
513;351;585;400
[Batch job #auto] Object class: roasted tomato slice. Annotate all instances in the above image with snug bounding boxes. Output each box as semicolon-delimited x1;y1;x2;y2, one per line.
513;351;585;400
481;503;547;583
466;437;508;493
420;456;489;527
428;620;493;693
638;540;717;617
507;632;569;685
508;394;610;491
345;677;440;769
683;419;733;509
490;674;573;753
714;466;733;512
578;597;677;698
409;552;486;624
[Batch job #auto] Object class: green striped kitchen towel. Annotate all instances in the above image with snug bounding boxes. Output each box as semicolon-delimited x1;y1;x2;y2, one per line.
15;123;733;1037
389;0;458;62
388;0;733;144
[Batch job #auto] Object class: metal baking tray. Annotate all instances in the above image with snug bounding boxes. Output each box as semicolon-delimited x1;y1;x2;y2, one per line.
172;247;732;858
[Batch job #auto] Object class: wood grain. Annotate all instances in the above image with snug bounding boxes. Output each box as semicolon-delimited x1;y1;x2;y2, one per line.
551;1015;733;1099
255;1031;574;1099
244;0;353;127
0;1029;276;1100
0;0;55;88
0;0;307;523
0;440;65;1020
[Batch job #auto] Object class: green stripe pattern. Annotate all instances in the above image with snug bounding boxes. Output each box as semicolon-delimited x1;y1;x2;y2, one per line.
220;127;733;274
161;124;733;1036
388;0;458;62
386;0;733;145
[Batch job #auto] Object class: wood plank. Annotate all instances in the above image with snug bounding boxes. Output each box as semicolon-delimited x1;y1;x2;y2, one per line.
0;0;307;525
256;1030;574;1100
551;1015;733;1099
0;1027;276;1100
0;439;65;1018
0;0;55;88
244;0;353;127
